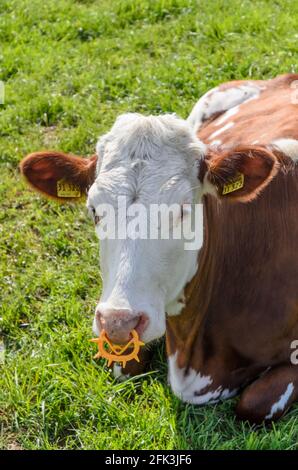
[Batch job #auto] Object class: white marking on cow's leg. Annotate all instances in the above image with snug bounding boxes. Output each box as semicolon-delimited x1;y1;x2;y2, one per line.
187;84;261;133
265;382;294;420
191;386;238;405
272;138;298;162
208;121;234;140
220;388;239;400
168;352;238;405
113;363;130;382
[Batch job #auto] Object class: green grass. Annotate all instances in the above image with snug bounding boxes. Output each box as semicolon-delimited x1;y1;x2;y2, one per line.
1;0;298;450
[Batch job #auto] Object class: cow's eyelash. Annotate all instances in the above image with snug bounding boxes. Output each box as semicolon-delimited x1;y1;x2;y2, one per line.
88;206;101;225
180;204;192;220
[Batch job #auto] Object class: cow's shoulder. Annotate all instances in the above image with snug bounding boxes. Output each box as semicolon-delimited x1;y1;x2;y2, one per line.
192;74;298;149
187;78;267;134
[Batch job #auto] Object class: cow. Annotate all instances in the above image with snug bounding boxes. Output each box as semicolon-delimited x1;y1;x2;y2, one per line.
20;73;298;424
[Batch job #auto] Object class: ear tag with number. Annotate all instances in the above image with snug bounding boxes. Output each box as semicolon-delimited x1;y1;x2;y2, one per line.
57;179;81;198
222;173;244;195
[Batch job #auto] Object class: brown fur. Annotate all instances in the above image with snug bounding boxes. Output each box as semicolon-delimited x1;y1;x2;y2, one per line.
20;151;98;201
167;73;298;424
206;145;280;202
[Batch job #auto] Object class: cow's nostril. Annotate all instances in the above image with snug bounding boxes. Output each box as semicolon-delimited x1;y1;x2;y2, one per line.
95;310;104;327
135;313;149;337
95;308;140;344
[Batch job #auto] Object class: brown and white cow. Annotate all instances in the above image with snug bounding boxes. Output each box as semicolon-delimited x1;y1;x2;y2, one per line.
20;73;298;424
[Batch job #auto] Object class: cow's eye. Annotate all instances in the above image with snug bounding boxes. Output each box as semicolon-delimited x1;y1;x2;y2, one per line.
88;206;101;225
181;204;192;220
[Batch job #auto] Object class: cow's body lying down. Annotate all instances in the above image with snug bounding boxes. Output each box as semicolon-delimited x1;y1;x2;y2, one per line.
21;73;298;424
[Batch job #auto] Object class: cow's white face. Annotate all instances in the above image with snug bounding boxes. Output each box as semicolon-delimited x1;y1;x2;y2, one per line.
21;112;280;346
87;113;206;344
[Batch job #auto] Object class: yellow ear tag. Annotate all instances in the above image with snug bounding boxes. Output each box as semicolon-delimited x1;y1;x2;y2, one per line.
57;179;81;198
89;329;145;368
222;173;244;195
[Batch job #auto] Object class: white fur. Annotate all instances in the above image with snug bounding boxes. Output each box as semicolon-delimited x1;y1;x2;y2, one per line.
88;114;207;343
208;121;234;140
168;352;237;404
187;84;262;133
210;139;222;146
113;363;130;381
166;298;185;316
215;105;239;126
168;352;212;398
166;258;198;316
272;138;298;162
202;174;218;197
187;87;218;131
265;382;294;420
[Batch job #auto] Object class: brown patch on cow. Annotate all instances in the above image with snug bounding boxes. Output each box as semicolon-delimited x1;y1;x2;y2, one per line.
167;75;298;421
20;151;98;201
199;74;298;146
167;162;298;402
198;156;208;183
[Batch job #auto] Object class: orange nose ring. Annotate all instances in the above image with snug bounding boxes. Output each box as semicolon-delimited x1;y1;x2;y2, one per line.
89;329;145;368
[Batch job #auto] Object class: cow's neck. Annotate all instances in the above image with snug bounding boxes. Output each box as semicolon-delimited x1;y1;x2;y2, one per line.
166;194;217;370
165;188;267;372
166;165;298;375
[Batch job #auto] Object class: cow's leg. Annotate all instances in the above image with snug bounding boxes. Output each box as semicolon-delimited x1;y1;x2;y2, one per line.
236;364;298;424
113;346;154;381
187;82;262;133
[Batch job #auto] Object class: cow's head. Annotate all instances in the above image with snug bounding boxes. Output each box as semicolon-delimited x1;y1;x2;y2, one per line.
20;113;279;345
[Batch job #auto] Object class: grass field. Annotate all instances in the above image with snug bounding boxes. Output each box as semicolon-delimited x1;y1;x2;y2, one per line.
1;0;298;450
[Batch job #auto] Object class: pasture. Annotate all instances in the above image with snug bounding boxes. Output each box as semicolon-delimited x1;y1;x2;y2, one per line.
1;0;298;450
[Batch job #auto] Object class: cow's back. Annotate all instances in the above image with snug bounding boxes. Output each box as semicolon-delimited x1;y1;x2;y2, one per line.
197;73;298;146
168;74;298;375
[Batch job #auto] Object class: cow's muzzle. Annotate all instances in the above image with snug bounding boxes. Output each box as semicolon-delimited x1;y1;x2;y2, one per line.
95;307;148;344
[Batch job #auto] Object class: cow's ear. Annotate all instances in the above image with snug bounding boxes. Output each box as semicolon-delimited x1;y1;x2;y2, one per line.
20;151;98;202
204;146;279;202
